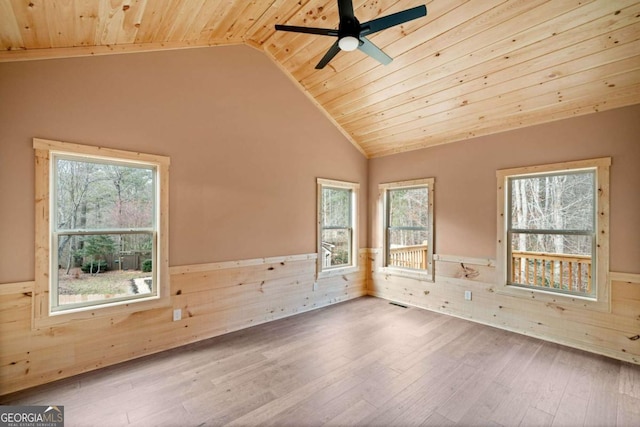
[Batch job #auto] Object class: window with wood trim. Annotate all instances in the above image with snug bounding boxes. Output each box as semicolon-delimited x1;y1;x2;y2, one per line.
496;158;610;307
379;178;434;281
317;178;359;275
33;138;170;327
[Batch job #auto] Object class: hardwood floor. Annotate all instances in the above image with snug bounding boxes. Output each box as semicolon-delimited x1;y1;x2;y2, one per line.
2;296;639;426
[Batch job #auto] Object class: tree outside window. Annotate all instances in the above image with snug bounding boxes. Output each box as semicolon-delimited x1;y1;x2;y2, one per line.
508;171;595;297
52;155;157;311
386;186;430;270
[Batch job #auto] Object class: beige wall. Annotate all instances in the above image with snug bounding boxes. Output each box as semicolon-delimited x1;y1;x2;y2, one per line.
0;45;368;284
368;104;640;274
0;46;369;395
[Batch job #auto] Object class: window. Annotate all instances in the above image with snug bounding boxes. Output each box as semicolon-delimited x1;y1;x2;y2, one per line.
379;178;434;281
496;158;610;309
317;178;359;275
34;138;170;326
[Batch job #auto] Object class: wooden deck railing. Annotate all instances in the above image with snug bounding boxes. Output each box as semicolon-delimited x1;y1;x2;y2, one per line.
389;244;428;270
511;250;592;294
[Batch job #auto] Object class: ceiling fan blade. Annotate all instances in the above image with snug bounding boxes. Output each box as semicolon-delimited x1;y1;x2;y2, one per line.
360;5;427;36
338;0;355;20
274;25;339;36
358;37;392;65
316;41;341;69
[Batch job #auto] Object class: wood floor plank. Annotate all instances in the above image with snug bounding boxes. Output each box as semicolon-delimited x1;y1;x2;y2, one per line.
619;362;640;399
435;339;524;422
0;296;638;427
323;399;377;426
388;319;476;373
584;357;621;427
343;352;456;410
358;356;474;426
262;375;366;426
530;350;574;415
420;412;457;426
490;343;561;426
617;394;640;426
551;392;588;427
520;406;554;427
389;363;479;425
455;380;512;427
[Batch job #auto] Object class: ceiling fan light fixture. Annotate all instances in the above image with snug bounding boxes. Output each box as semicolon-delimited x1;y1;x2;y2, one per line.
338;36;359;51
274;1;427;69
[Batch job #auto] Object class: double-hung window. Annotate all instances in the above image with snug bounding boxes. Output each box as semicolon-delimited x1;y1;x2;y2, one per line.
496;158;610;308
34;138;170;326
379;178;434;281
317;178;359;275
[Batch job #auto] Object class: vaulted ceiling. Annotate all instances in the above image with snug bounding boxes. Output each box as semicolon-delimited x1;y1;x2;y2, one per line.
1;0;639;157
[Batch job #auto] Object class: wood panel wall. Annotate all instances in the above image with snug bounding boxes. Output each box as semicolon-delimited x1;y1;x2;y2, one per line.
2;248;637;396
367;250;640;365
0;253;367;396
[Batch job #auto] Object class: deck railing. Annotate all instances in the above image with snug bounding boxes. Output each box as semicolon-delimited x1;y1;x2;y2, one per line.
511;250;592;294
389;244;428;270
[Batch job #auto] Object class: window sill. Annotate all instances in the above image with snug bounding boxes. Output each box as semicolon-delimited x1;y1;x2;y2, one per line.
317;265;359;279
379;267;434;282
33;291;171;330
494;282;610;313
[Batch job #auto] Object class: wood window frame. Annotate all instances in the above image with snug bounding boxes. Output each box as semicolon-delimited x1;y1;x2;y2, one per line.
33;138;171;329
378;178;435;282
496;157;611;312
316;178;359;278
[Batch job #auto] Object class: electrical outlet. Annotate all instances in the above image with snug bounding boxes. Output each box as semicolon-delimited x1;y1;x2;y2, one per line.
173;308;182;321
464;290;472;301
313;282;319;292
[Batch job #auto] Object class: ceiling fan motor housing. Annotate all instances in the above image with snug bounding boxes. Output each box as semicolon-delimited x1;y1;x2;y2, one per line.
338;17;361;50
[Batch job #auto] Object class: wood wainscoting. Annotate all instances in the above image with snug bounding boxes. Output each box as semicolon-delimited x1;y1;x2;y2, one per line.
2;248;636;396
0;252;367;396
367;250;640;365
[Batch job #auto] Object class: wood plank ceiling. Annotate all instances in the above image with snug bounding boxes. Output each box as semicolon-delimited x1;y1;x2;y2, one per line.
1;0;639;157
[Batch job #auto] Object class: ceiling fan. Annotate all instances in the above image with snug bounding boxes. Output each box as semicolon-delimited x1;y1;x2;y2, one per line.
275;0;427;69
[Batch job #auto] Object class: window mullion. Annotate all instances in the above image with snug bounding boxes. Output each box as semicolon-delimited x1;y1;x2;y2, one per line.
57;229;155;236
388;226;428;231
510;229;593;236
